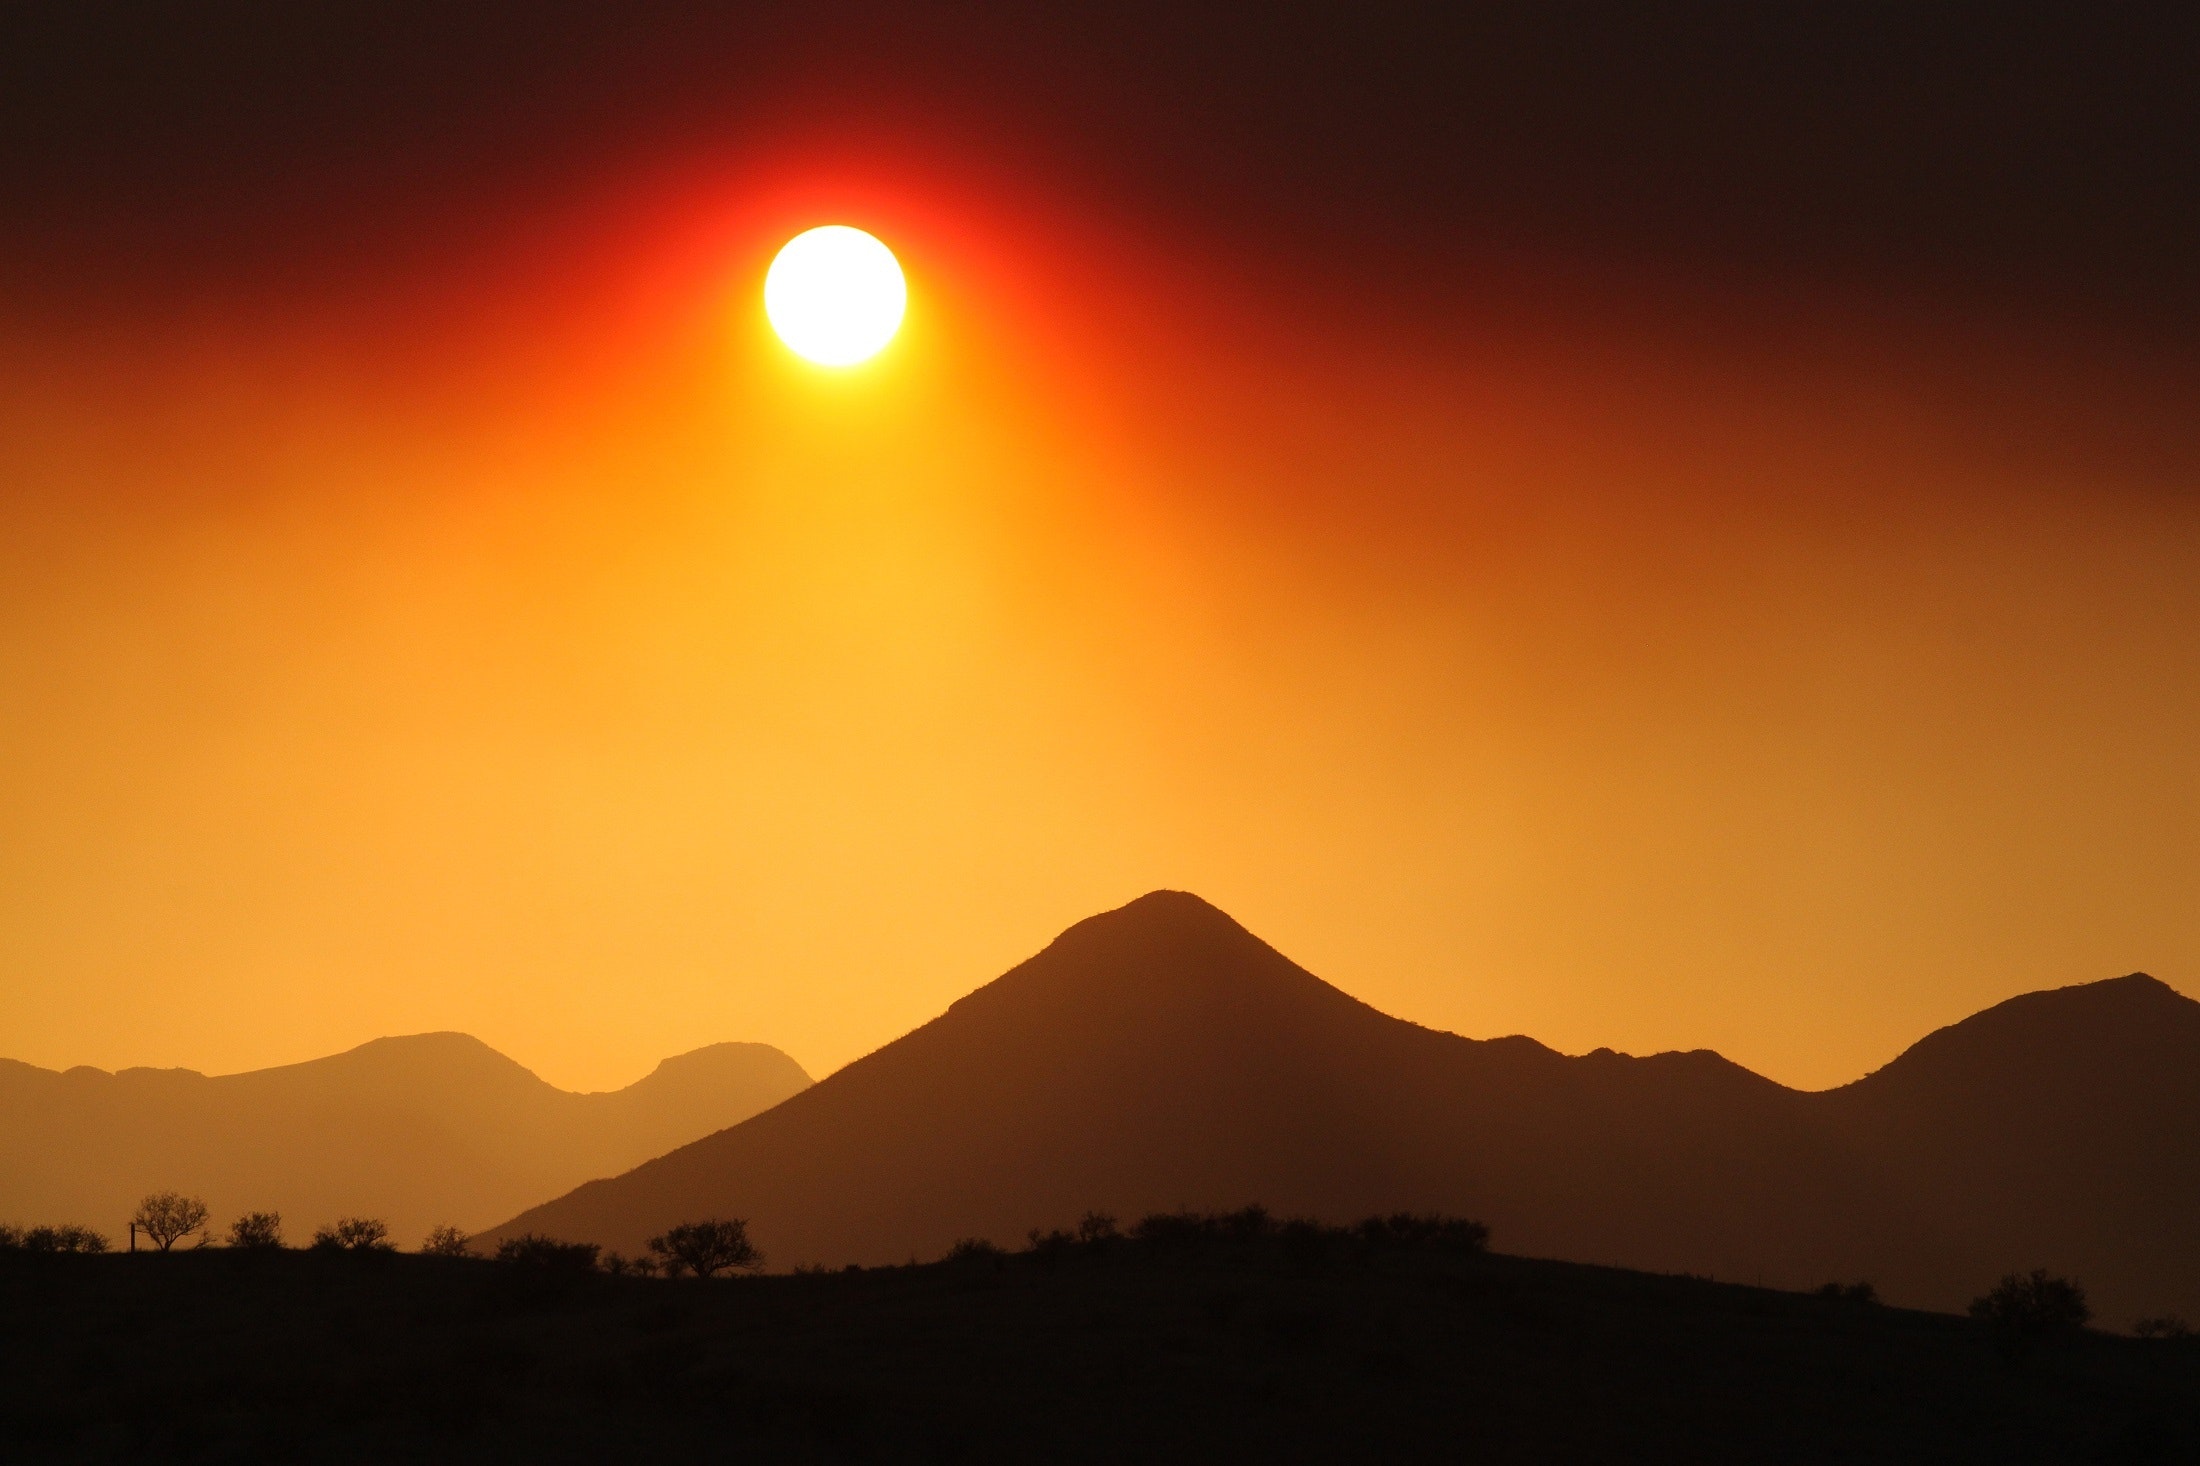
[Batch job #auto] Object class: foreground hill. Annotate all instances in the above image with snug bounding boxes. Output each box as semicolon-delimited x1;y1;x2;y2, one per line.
0;1035;809;1244
1;1235;2193;1463
486;892;2200;1326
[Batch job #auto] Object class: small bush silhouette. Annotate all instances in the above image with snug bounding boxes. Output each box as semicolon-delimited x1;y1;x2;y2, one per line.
311;1217;394;1252
133;1191;210;1251
1817;1280;1877;1304
22;1224;109;1254
419;1225;473;1257
1076;1212;1120;1245
227;1212;283;1249
1970;1268;2090;1353
2134;1315;2194;1340
1352;1214;1491;1255
1116;1206;1487;1262
945;1237;1006;1266
1026;1227;1077;1265
1131;1210;1224;1248
647;1219;762;1278
494;1234;600;1272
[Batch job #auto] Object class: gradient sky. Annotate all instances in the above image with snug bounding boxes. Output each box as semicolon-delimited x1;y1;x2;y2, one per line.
3;3;2197;1092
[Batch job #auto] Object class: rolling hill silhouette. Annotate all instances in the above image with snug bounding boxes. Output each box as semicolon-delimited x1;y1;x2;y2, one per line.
1814;971;2200;1323
484;892;2199;1326
0;1034;809;1246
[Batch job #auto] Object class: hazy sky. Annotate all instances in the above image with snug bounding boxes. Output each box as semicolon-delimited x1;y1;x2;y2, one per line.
3;3;2196;1091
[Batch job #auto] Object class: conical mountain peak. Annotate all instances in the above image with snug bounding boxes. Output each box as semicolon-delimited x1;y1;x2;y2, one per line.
1045;890;1257;957
949;890;1376;1032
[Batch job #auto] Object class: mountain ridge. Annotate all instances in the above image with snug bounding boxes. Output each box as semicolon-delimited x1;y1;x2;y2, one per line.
0;1032;811;1246
484;892;2195;1327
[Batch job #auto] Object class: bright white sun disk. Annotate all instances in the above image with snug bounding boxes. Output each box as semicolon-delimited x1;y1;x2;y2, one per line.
764;226;907;367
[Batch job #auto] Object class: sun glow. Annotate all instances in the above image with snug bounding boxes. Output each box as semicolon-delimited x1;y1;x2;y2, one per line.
764;226;908;367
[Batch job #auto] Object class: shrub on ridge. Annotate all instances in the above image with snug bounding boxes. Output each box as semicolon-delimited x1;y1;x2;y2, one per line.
1970;1268;2090;1356
494;1234;601;1272
23;1225;109;1254
420;1225;474;1258
311;1217;394;1252
227;1212;284;1249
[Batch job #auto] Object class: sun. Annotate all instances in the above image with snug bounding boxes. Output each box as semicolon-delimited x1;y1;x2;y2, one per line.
763;225;907;367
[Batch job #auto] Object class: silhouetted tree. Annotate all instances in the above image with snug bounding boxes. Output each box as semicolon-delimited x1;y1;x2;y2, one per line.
23;1225;108;1253
311;1217;394;1251
647;1219;762;1277
419;1225;473;1257
946;1237;1006;1267
1076;1212;1120;1245
227;1212;283;1249
1971;1268;2090;1354
133;1191;210;1251
0;1225;21;1250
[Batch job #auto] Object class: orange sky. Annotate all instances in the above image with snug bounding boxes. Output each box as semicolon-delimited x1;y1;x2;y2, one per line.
2;140;2197;1095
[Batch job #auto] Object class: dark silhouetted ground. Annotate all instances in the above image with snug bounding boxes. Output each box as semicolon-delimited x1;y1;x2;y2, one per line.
3;1231;2196;1464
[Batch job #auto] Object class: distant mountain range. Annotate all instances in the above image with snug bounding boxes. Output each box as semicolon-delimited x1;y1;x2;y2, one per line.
0;1035;810;1247
483;891;2200;1328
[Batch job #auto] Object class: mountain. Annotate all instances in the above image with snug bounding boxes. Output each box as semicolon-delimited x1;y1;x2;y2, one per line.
0;1034;810;1247
483;892;2199;1328
1812;972;2200;1323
